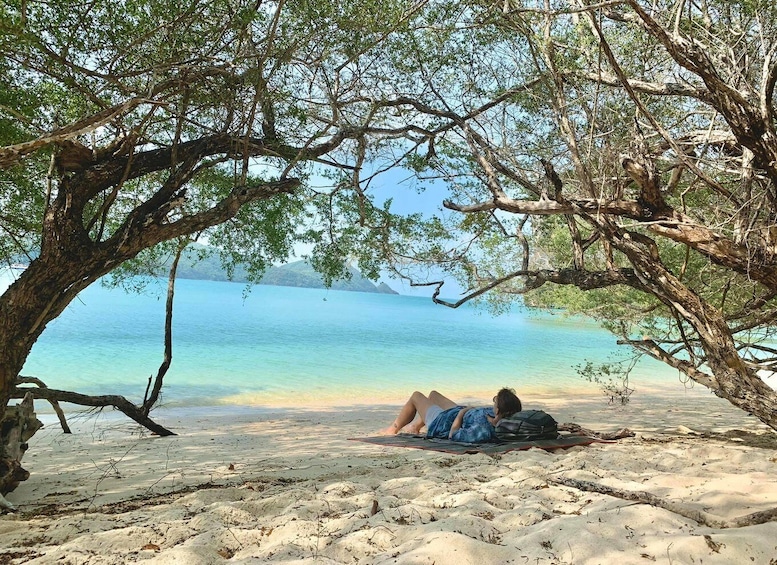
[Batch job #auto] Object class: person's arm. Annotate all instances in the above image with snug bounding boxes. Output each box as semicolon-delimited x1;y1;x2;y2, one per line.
451;408;497;443
448;407;471;438
451;419;493;443
487;413;501;426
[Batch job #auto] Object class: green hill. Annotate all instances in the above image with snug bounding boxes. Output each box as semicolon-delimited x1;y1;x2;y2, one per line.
255;260;397;294
9;246;399;294
173;250;397;295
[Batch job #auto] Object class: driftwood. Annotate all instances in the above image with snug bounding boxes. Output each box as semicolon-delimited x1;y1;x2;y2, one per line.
549;476;777;529
10;386;175;437
558;422;635;440
15;376;71;433
0;393;42;495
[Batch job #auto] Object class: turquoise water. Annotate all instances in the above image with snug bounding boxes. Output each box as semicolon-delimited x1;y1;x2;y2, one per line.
3;270;674;409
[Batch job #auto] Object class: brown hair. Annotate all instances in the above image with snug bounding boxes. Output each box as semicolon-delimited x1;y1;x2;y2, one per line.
495;387;522;418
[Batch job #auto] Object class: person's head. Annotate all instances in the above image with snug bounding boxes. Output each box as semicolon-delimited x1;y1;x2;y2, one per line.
493;387;522;418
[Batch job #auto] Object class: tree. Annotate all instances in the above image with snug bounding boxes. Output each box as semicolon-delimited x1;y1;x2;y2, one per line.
377;0;777;430
1;0;487;493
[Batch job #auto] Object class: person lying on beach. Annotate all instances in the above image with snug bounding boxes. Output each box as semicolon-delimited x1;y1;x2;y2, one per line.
382;388;522;443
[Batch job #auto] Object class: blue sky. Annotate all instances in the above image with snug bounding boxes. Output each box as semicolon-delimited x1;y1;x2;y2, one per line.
290;162;467;298
368;167;467;298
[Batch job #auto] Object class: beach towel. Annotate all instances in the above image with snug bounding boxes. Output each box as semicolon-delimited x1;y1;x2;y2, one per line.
349;433;603;455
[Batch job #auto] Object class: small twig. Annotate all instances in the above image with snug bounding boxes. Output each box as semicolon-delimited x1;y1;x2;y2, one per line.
86;443;138;512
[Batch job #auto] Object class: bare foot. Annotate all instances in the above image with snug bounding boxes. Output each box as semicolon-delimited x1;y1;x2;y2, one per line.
379;423;400;435
406;423;424;434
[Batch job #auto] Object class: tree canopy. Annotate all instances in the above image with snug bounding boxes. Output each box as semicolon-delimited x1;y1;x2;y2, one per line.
375;0;777;429
0;0;463;490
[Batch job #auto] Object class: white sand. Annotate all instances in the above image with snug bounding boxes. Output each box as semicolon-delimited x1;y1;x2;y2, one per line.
2;385;777;564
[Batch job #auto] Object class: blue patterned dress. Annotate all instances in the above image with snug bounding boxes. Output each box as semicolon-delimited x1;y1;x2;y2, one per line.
426;406;496;443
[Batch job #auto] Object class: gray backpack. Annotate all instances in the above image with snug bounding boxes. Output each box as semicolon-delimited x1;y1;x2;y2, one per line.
494;410;559;441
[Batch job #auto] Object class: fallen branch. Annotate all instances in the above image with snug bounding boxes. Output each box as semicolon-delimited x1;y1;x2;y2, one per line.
10;387;175;436
15;376;71;433
558;423;635;440
549;476;777;528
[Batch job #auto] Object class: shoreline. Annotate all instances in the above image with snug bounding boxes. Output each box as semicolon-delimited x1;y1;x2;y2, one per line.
3;384;776;564
25;372;724;416
25;379;769;449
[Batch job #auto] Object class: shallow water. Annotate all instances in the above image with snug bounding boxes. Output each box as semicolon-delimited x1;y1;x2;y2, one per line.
3;269;676;410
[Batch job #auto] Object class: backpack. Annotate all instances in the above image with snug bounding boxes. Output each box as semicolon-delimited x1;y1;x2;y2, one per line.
494;410;559;441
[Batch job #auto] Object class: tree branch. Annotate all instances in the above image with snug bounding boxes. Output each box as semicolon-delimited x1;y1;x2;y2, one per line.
549;476;777;528
567;70;712;102
443;194;777;290
15;377;70;433
115;178;300;254
443;195;643;216
431;267;642;309
624;0;777;182
11;387;175;436
616;338;717;389
624;0;750;108
141;240;185;416
0;97;146;169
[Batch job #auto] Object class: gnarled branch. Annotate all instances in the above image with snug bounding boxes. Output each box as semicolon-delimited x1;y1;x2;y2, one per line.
0;98;146;170
10;387;175;437
430;267;643;309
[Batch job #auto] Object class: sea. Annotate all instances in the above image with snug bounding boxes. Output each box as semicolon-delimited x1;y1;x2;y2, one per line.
1;268;678;412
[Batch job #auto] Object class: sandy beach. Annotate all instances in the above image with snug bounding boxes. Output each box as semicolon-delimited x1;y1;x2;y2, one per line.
2;384;777;564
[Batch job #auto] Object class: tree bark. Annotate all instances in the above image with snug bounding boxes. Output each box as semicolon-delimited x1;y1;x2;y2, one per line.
0;393;42;494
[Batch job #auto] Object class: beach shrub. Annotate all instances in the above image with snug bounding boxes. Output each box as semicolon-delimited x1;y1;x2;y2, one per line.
576;361;634;406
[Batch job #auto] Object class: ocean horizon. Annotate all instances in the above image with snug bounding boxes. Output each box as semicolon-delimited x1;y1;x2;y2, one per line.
2;268;683;413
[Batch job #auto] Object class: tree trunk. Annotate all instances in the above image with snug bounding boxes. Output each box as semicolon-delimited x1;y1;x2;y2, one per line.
611;229;777;431
0;264;175;494
0;168;299;495
0;393;42;494
0;263;93;495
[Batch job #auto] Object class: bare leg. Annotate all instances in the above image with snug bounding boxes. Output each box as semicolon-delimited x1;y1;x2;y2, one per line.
403;391;455;434
429;390;457;410
406;417;424;434
381;391;435;435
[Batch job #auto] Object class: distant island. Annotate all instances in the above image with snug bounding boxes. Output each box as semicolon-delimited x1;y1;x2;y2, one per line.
173;251;398;295
259;261;398;294
6;247;399;295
